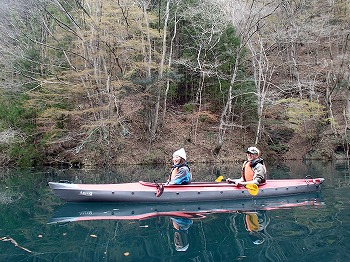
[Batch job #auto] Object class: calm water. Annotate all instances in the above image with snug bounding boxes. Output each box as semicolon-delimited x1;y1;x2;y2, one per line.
1;160;350;262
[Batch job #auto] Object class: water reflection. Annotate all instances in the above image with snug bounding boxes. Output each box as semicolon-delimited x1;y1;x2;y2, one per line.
47;193;323;260
170;217;192;252
243;211;269;245
49;193;323;224
2;160;350;261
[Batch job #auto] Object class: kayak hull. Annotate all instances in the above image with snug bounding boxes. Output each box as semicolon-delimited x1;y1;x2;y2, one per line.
48;178;324;203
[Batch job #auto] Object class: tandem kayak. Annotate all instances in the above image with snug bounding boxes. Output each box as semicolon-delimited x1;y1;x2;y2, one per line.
48;192;324;224
48;177;325;203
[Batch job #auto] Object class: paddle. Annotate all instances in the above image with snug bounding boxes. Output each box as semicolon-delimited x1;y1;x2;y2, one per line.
215;175;259;196
154;180;164;197
154;168;177;197
215;175;225;182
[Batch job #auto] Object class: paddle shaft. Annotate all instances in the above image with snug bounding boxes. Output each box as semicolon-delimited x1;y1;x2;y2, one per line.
215;176;259;196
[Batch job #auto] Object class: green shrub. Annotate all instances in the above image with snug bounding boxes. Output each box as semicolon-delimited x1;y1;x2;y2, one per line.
0;93;42;167
183;103;196;113
9;143;42;167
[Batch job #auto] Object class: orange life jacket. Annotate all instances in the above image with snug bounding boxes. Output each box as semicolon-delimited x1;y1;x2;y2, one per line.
242;161;254;182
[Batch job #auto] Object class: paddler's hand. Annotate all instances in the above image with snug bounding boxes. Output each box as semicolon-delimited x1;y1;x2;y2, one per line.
226;178;235;184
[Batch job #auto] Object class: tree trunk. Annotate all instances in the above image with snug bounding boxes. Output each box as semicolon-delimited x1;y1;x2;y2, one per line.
162;3;178;123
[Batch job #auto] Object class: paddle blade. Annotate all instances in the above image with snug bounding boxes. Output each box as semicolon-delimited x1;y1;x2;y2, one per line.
215;175;224;182
245;183;259;196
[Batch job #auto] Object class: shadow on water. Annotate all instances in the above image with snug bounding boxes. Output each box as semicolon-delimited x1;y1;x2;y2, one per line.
1;160;350;261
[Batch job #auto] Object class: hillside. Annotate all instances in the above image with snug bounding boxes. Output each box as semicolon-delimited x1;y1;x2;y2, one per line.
41;92;347;167
0;0;349;168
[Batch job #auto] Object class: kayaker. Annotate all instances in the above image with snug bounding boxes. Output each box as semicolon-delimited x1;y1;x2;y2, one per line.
227;146;267;186
167;148;192;185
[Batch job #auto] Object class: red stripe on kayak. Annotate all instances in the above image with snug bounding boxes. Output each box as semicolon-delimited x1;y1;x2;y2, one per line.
139;178;324;188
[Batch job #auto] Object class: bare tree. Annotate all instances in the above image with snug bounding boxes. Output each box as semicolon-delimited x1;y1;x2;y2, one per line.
213;0;279;154
247;32;275;144
162;0;179;123
175;0;230;143
271;0;350;137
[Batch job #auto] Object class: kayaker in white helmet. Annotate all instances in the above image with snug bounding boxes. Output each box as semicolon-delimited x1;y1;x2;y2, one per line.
227;146;267;186
167;148;192;185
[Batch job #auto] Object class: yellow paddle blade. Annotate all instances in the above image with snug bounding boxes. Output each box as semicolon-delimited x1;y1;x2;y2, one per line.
245;183;259;196
215;175;224;182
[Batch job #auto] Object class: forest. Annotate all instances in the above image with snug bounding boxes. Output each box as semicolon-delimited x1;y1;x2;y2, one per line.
0;0;349;167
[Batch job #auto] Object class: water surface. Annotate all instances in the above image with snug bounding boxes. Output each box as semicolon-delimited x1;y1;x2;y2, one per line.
0;160;349;261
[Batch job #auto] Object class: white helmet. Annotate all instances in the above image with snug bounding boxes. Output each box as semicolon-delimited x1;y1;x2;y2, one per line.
245;147;260;155
173;148;187;160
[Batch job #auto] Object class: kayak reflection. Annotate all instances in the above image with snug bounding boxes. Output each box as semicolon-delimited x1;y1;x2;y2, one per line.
49;193;323;254
49;193;323;224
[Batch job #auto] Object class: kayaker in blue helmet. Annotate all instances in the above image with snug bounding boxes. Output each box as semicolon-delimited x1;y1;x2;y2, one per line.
227;146;267;186
167;148;192;185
